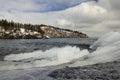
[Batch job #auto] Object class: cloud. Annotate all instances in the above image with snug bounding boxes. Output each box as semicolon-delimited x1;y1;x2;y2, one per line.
0;0;120;37
109;0;120;11
0;0;38;12
33;0;97;12
56;1;108;35
57;0;120;37
58;1;108;25
0;0;97;12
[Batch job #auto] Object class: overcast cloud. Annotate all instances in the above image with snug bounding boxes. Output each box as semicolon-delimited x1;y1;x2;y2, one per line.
0;0;120;37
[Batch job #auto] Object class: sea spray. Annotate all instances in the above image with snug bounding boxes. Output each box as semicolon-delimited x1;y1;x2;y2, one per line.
90;32;120;50
1;46;89;70
1;32;120;70
70;32;120;67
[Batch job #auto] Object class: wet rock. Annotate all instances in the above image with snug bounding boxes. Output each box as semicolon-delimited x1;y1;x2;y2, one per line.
49;61;120;80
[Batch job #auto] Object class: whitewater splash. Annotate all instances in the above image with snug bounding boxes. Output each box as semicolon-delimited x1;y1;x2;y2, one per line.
70;32;120;67
0;46;89;70
0;32;120;71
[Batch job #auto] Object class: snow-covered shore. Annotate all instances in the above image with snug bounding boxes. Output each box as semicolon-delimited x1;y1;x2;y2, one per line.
0;26;88;39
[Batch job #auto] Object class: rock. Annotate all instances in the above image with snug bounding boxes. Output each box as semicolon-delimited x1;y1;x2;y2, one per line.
48;61;120;80
0;24;88;39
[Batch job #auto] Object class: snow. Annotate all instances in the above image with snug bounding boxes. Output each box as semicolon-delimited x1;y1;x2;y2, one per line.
20;28;25;33
45;36;50;38
41;26;47;30
33;31;38;34
5;31;10;34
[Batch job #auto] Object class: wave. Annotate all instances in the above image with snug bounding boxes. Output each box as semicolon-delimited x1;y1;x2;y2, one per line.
70;32;120;67
0;46;89;70
0;32;120;71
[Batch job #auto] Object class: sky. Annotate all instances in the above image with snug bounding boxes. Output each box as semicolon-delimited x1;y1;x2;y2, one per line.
0;0;120;37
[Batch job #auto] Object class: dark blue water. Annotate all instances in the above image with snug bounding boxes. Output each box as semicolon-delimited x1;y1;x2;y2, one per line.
0;38;96;60
0;38;97;80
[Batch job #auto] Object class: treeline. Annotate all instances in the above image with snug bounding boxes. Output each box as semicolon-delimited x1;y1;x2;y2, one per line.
0;19;88;38
0;19;44;34
0;19;85;35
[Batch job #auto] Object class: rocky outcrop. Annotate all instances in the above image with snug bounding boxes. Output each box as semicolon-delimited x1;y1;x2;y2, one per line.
0;25;88;39
40;26;88;38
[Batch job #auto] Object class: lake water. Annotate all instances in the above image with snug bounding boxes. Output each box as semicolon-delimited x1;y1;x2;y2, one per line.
0;38;97;80
0;38;96;60
0;32;120;80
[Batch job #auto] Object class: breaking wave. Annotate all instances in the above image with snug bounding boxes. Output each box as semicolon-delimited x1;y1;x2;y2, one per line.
1;46;89;70
0;32;120;71
70;32;120;67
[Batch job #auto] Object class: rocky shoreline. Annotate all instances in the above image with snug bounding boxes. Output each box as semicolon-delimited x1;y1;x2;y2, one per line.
49;60;120;80
0;28;88;39
0;20;88;39
0;26;88;39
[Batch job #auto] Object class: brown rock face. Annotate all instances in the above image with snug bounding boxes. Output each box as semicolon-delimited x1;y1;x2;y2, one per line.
0;19;88;39
40;26;88;38
0;25;88;39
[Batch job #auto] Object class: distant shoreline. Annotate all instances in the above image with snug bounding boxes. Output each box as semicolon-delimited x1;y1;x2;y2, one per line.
0;19;88;39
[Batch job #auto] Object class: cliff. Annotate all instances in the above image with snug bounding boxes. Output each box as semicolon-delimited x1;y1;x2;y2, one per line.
0;20;88;39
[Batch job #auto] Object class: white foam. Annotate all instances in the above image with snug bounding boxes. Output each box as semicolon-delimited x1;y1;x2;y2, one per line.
0;46;89;71
90;32;120;49
70;32;120;67
1;32;120;70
